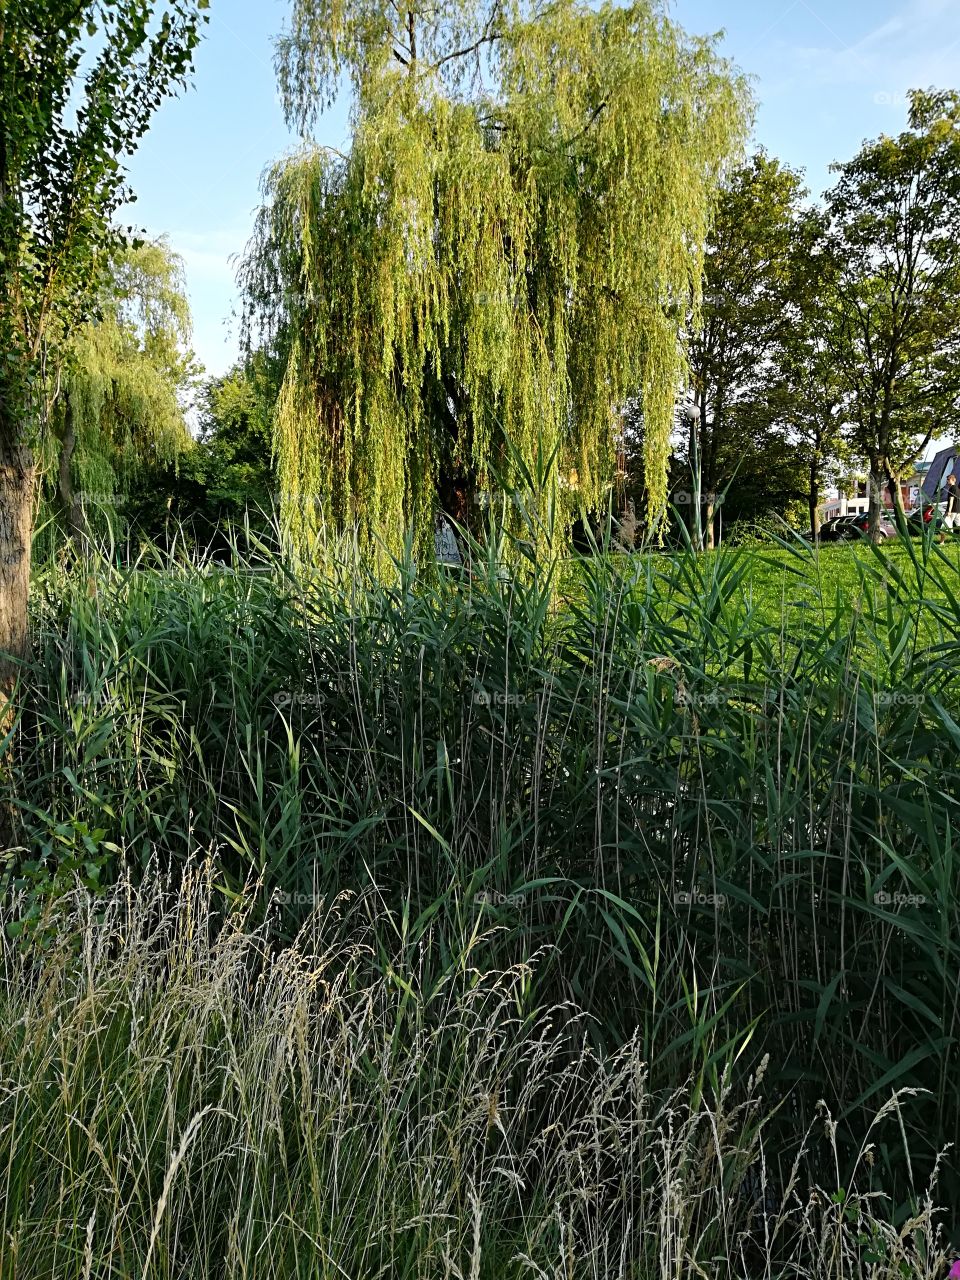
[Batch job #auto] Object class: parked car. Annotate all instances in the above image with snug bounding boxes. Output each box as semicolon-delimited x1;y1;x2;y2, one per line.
842;512;897;541
817;515;859;542
906;502;946;535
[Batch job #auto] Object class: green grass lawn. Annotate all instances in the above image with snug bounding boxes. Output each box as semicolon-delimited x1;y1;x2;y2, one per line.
747;537;960;607
556;535;960;674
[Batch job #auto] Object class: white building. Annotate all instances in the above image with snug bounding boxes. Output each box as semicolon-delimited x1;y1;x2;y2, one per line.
821;479;869;521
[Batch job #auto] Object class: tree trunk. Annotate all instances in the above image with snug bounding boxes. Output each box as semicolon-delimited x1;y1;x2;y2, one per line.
868;462;884;543
0;443;35;704
809;457;820;539
58;404;87;544
701;398;722;552
0;442;35;850
691;398;706;553
704;496;716;551
884;462;907;534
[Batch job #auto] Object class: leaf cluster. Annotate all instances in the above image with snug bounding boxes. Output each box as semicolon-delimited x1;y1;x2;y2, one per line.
0;0;209;443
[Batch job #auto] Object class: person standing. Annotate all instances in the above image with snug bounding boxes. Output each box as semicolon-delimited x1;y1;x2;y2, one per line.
939;472;960;540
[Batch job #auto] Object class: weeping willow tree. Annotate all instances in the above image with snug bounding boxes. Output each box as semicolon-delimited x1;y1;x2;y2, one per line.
242;0;751;558
43;241;197;549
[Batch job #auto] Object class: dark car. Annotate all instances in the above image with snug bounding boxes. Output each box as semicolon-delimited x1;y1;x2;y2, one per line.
818;515;859;542
841;512;897;541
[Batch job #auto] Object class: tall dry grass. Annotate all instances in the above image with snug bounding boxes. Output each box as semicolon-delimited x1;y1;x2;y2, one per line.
0;864;953;1280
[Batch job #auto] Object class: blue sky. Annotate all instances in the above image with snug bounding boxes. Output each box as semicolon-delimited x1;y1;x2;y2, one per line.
121;0;960;381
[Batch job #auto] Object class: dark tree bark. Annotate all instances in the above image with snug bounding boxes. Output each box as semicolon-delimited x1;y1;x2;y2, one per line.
808;457;820;539
435;370;477;529
884;459;908;533
0;435;35;850
57;402;87;545
0;441;35;703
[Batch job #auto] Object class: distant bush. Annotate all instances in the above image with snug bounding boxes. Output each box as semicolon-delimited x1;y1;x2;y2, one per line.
722;511;799;546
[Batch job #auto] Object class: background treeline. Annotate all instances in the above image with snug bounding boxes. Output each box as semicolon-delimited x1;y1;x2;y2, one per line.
35;243;278;566
65;90;960;560
618;95;960;550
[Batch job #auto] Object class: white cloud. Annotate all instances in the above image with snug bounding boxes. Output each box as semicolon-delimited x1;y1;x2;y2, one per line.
767;0;960;97
168;227;251;281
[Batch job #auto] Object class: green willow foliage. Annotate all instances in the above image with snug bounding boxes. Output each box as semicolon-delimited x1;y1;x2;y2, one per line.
242;0;750;557
43;242;196;539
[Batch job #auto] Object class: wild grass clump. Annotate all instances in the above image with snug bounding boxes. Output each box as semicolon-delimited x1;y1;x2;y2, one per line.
0;866;953;1280
4;518;960;1223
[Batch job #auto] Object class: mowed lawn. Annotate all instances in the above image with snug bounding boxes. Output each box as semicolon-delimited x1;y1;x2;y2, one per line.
557;533;960;681
745;537;960;639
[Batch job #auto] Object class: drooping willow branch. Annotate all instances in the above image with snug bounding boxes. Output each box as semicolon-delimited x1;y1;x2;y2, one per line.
249;0;751;561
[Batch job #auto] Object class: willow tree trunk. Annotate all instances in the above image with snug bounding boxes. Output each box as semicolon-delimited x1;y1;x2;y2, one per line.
0;443;35;708
58;405;87;544
0;441;34;850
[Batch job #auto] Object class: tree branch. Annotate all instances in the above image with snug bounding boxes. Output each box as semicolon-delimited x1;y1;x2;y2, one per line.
433;29;504;70
434;1;505;70
560;101;608;151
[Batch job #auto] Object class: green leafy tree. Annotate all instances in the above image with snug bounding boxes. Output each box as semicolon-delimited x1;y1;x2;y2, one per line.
772;348;847;539
816;89;960;535
242;0;749;561
682;153;807;549
127;356;278;558
766;212;850;537
197;360;276;516
48;240;197;547
0;0;208;692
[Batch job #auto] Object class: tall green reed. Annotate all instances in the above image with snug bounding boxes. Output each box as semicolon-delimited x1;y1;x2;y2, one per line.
5;513;960;1228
